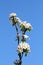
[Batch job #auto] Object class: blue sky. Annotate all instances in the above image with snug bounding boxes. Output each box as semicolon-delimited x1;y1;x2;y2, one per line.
0;0;43;65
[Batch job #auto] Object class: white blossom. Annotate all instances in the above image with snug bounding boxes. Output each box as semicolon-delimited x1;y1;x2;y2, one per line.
23;21;32;28
9;13;22;26
22;35;30;39
20;21;32;32
9;13;16;18
17;42;31;53
14;17;22;24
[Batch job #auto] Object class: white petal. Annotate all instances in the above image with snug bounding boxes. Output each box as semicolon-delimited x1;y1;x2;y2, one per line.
9;13;16;18
23;35;29;39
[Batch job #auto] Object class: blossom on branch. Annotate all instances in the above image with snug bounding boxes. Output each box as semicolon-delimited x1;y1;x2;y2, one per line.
9;12;32;65
20;21;32;32
9;13;17;18
22;35;30;39
15;17;22;25
9;13;22;26
21;34;30;42
17;42;31;54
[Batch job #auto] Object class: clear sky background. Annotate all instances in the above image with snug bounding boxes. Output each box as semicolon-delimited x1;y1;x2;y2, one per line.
0;0;43;65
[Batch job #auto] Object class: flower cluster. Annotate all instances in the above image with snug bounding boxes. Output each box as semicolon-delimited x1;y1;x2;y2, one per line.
17;42;31;54
9;12;32;65
9;13;22;26
20;21;32;32
9;13;32;32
